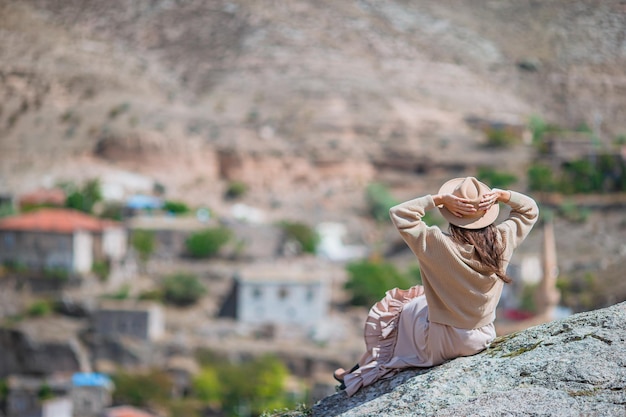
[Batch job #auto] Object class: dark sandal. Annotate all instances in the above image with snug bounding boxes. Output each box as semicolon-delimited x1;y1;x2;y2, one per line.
333;364;360;389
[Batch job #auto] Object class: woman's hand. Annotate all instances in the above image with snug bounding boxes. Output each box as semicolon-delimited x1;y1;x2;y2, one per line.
478;188;511;211
434;193;477;218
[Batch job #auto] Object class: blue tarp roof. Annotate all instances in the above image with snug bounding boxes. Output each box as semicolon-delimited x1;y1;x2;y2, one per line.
72;372;113;388
125;194;163;210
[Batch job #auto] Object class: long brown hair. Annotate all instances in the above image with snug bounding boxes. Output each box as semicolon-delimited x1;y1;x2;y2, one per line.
449;223;511;283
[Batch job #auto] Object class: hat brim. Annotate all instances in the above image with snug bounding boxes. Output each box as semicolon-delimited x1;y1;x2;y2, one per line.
437;177;500;229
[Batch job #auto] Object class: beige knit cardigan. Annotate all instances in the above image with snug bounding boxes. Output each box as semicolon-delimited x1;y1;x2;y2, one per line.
389;191;539;329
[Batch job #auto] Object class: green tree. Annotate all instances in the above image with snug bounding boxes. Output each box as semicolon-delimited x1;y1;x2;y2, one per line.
193;351;296;416
162;272;206;307
27;299;53;317
100;201;124;220
527;163;555;192
280;221;319;254
163;200;190;215
366;183;398;223
131;230;156;268
528;115;560;153
477;167;518;189
193;367;222;405
0;203;15;219
185;227;231;258
65;178;103;214
344;260;413;307
224;181;248;199
92;260;110;281
112;369;172;409
484;128;517;148
37;383;54;401
560;159;601;193
218;355;292;416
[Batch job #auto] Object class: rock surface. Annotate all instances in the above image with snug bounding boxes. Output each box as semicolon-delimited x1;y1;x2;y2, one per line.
311;302;626;416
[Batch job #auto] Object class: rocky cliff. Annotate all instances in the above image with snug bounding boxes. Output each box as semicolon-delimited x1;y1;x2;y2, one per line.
2;0;626;214
311;302;626;416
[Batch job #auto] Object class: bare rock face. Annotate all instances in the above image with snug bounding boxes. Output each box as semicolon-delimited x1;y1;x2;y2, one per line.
312;302;626;417
0;317;87;378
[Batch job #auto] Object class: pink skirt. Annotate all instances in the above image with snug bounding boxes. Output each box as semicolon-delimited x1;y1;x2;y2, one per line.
343;285;496;396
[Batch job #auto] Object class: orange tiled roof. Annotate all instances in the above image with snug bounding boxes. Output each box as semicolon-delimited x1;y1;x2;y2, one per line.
104;406;157;417
0;208;121;234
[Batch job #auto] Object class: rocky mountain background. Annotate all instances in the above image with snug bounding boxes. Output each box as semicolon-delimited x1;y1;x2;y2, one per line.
1;1;626;301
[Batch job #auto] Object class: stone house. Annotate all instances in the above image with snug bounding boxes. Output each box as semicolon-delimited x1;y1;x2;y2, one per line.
0;208;127;275
5;374;72;417
93;301;165;342
5;372;113;417
70;373;114;417
220;261;330;327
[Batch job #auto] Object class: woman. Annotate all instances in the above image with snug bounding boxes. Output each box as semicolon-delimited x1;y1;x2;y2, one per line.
334;177;539;396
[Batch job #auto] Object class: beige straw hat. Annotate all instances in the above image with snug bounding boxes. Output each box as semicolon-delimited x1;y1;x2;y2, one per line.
438;177;499;229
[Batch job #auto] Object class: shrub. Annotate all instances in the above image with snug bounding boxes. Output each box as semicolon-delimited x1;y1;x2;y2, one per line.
100;202;124;221
162;273;206;307
163;200;190;215
560;159;601;193
344;259;413;307
27;300;53;317
557;200;590;223
527;163;555;192
484;128;517;148
280;221;319;254
101;284;131;300
138;289;164;302
192;367;221;404
92;260;110;281
185;227;231;258
477;167;518;189
224;181;248;199
406;264;423;285
112;369;172;408
64;179;103;214
44;267;69;281
193;353;294;416
528;115;560;153
0;203;15;219
0;379;8;401
366;183;398;223
131;230;156;266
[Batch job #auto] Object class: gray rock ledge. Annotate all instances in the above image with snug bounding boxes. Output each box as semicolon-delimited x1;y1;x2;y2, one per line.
312;302;626;417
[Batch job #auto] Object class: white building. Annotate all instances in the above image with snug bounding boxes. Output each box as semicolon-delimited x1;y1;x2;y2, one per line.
315;222;368;262
0;208;127;275
224;262;330;326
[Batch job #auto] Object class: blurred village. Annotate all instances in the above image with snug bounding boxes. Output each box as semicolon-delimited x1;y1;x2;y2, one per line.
1;127;626;417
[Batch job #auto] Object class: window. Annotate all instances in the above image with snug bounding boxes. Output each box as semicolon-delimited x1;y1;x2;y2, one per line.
278;287;289;300
306;286;316;302
3;233;15;248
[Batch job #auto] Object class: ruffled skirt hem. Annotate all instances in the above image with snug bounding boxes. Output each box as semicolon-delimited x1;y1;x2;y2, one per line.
343;285;425;396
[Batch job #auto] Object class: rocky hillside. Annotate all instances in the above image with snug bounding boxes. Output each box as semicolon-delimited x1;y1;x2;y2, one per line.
1;1;626;310
310;301;626;417
1;0;625;217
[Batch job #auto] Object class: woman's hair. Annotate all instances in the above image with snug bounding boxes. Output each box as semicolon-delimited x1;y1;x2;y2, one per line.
449;223;511;283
